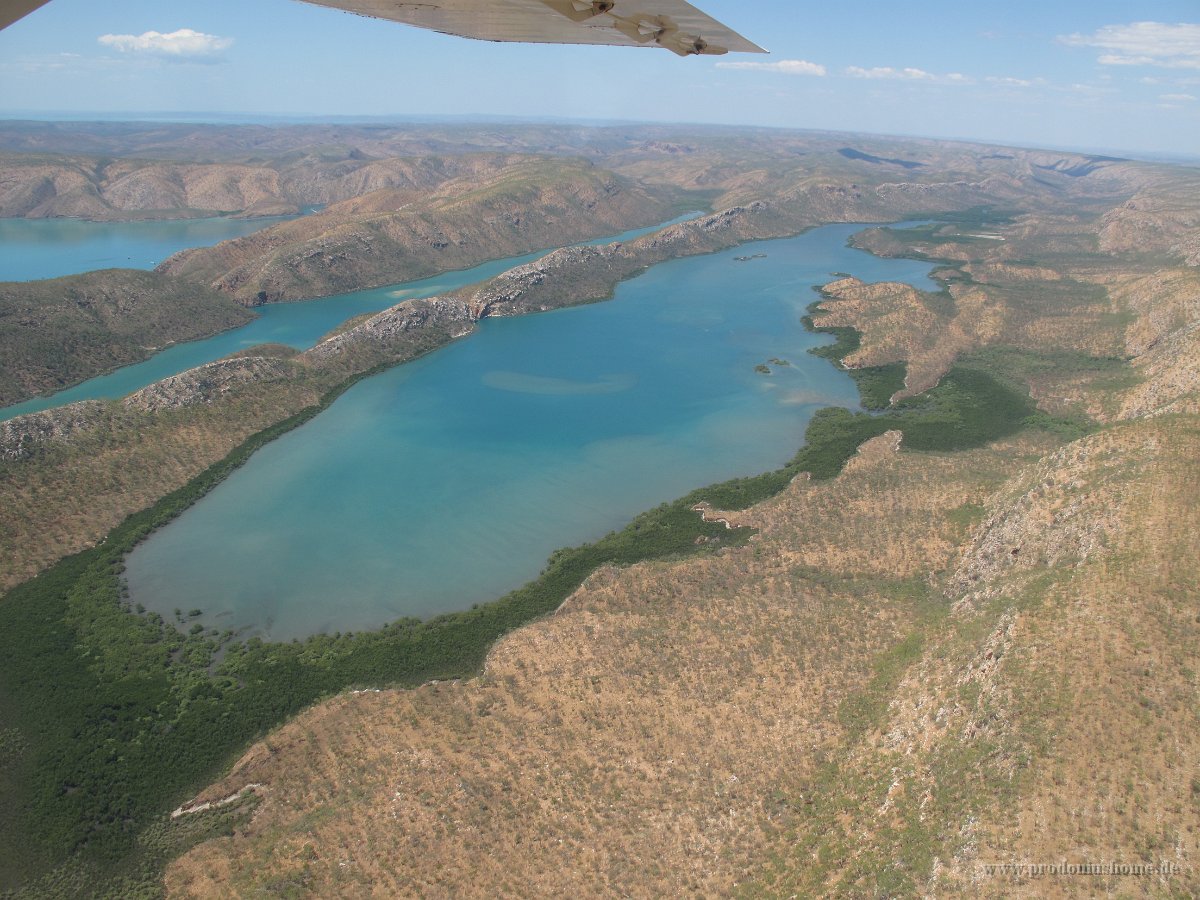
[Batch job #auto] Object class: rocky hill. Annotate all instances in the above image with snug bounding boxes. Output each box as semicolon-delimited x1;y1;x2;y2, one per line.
0;156;685;406
0;149;542;220
0;270;251;406
156;158;686;303
0;120;1153;223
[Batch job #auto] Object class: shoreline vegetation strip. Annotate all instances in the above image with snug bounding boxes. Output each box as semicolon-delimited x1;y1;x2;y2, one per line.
0;234;1075;896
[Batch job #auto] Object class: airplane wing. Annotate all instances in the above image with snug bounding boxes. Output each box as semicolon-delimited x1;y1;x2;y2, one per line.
0;0;765;55
296;0;766;56
0;0;47;30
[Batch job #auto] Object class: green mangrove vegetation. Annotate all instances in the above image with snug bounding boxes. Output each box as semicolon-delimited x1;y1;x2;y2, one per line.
802;301;908;411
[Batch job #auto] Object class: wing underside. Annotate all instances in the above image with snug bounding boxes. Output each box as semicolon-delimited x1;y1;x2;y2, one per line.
0;0;48;30
297;0;766;55
0;0;764;54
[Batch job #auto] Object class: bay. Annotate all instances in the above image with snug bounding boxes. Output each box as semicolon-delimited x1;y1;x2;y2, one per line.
124;224;938;640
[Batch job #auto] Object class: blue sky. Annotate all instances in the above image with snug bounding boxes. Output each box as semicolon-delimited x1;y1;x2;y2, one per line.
1;0;1198;157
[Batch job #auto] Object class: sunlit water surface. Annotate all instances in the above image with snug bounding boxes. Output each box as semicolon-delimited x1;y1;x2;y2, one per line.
0;214;302;282
124;223;937;639
0;214;697;421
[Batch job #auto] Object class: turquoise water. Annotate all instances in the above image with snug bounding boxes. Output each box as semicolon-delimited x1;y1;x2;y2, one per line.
0;213;701;421
0;214;301;282
124;224;938;640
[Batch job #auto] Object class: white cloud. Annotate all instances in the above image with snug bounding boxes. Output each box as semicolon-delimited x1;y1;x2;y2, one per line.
986;76;1036;88
844;66;973;85
98;28;233;58
1160;93;1196;102
846;66;933;81
1060;21;1200;69
715;59;826;76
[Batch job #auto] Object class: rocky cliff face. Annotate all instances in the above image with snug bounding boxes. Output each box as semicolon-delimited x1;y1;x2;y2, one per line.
303;297;475;370
455;204;780;321
122;356;300;413
0;400;107;460
461;243;624;319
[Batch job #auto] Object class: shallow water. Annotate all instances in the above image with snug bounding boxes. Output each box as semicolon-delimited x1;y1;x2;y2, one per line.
124;224;938;640
0;214;300;282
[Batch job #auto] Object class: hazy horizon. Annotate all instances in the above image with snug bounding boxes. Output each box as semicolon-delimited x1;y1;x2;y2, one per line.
0;111;1196;168
1;0;1197;157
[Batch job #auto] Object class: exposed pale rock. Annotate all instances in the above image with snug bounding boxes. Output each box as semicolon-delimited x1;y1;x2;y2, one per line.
0;401;108;460
304;297;474;363
122;357;296;412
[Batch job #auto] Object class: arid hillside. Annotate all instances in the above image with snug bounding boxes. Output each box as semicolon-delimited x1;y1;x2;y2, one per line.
0;148;599;221
0;270;252;406
0;120;1151;221
165;411;1198;898
156;156;686;304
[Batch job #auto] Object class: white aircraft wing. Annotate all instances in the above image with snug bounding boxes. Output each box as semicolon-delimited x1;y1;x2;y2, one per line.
296;0;766;55
0;0;764;55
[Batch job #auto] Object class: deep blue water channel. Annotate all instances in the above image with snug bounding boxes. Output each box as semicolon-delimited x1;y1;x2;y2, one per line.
0;214;698;420
124;223;937;640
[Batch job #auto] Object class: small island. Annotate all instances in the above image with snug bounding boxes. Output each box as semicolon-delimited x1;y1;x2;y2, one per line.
734;253;768;262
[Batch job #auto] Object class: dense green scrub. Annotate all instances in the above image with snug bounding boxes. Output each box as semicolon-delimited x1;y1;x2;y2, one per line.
801;302;908;411
690;365;1044;511
0;286;1074;898
0;270;253;407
